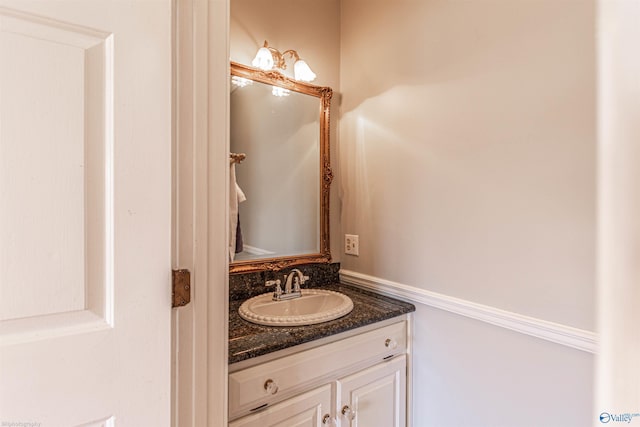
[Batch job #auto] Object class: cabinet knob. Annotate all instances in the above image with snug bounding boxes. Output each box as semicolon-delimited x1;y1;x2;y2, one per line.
263;379;279;395
322;414;333;424
385;338;398;349
342;405;356;421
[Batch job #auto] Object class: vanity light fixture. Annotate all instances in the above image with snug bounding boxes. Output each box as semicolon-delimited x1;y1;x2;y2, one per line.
251;40;317;82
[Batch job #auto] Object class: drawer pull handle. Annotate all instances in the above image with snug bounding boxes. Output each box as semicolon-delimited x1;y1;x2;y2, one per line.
249;403;268;412
385;338;398;349
264;379;279;395
322;414;333;424
342;405;356;421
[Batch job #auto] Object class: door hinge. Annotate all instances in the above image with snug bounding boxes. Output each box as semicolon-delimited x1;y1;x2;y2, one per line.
172;269;191;308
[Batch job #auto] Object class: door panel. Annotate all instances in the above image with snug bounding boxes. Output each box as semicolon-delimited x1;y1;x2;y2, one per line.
338;356;406;427
0;2;171;426
1;8;113;335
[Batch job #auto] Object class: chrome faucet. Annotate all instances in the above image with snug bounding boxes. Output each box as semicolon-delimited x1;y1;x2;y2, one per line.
281;269;310;300
265;279;283;300
266;269;310;301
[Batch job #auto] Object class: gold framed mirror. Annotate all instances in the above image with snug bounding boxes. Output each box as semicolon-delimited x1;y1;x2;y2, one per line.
229;61;333;274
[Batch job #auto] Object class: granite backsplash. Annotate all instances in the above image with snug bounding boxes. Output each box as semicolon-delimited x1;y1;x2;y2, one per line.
229;262;341;301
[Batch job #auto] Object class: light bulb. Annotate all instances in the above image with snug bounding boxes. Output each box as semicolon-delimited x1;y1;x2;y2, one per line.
294;59;316;82
252;47;274;70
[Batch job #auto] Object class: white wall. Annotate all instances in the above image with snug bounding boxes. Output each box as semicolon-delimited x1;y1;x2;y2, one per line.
412;307;593;427
339;0;596;425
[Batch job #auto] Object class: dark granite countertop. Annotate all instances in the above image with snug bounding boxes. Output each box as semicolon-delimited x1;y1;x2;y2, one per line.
229;283;415;365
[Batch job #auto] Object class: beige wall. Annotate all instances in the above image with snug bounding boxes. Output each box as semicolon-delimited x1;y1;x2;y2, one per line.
340;0;596;331
230;0;342;260
339;1;596;425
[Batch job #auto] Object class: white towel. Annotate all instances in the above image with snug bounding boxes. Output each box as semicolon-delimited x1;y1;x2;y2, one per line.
229;162;246;261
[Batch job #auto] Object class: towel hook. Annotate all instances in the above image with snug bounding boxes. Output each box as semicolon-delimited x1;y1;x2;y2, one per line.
230;152;246;164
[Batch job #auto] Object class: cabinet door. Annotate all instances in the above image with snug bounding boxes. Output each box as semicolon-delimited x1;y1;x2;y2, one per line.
337;355;406;427
230;383;333;427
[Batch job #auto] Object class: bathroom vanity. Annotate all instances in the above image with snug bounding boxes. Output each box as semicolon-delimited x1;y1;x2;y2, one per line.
228;281;414;426
227;61;414;426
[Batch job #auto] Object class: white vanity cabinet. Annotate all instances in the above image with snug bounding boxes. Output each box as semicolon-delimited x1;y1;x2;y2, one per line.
229;318;410;427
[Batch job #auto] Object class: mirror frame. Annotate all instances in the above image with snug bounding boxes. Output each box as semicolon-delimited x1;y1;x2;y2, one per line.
229;61;333;274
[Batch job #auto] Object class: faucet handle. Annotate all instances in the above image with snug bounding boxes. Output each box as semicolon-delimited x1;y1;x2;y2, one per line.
293;274;309;292
266;279;282;297
265;279;281;287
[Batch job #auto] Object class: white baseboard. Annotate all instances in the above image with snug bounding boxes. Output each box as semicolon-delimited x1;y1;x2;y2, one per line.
339;269;597;354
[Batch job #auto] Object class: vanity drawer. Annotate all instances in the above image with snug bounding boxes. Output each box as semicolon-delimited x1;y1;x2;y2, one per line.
228;320;406;419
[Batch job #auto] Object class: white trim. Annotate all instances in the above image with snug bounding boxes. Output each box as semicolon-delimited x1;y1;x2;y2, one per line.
405;312;414;427
104;33;115;328
171;0;229;425
340;269;597;354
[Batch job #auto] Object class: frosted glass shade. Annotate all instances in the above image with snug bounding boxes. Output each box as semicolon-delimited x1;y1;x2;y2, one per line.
294;60;316;82
252;47;274;70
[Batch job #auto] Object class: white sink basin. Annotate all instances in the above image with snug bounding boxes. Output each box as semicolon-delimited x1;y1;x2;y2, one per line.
238;289;354;326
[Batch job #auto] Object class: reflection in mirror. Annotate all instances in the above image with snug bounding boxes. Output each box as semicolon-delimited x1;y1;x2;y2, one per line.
231;79;319;258
229;62;333;274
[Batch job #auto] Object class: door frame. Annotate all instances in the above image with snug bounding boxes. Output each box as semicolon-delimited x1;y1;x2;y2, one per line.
172;0;229;425
595;0;640;417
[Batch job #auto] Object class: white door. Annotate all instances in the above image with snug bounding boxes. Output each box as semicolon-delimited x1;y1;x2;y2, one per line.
0;1;172;426
337;356;407;427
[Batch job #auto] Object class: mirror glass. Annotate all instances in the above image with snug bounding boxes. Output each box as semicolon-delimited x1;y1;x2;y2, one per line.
229;62;332;273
